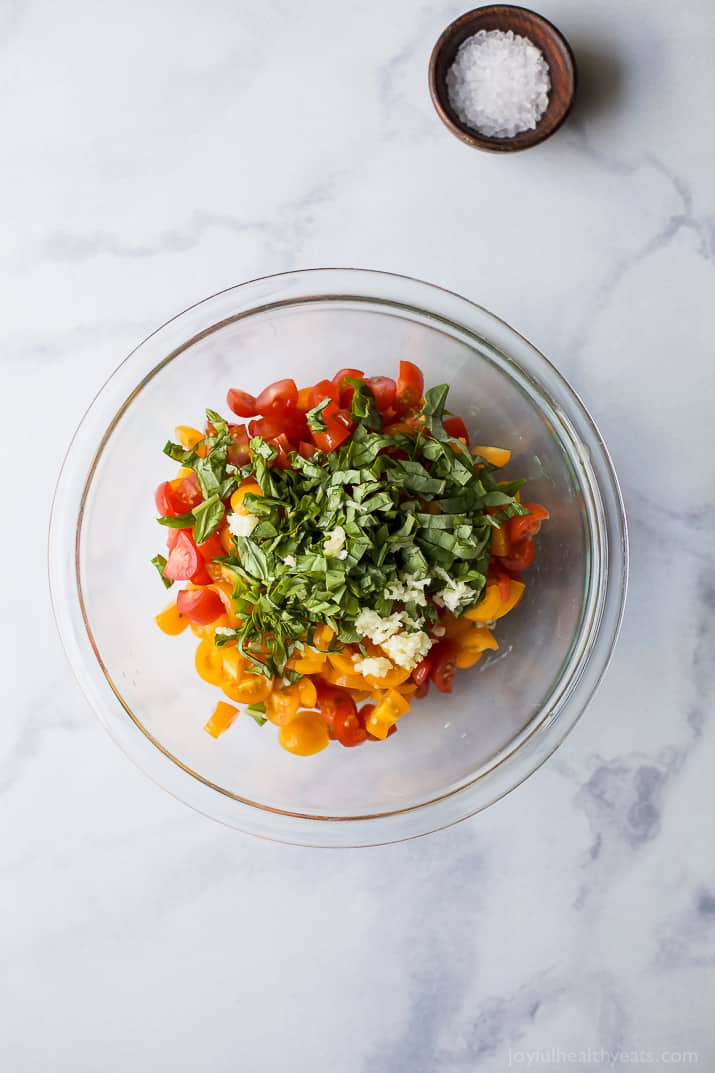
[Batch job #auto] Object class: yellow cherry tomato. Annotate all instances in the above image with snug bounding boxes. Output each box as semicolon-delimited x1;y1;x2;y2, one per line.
222;675;273;704
219;525;234;554
155;602;188;636
472;445;511;467
456;650;483;669
175;425;204;449
313;624;335;652
266;686;302;726
279;713;330;756
290;655;327;675
490;524;511;557
327;650;358;676
230;481;262;513
464;580;525;623
364;664;412;689
298;677;318;708
204;701;239;738
195;639;227;686
459;627;499;654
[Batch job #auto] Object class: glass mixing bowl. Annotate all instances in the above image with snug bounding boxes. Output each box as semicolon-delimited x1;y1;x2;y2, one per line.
49;269;627;846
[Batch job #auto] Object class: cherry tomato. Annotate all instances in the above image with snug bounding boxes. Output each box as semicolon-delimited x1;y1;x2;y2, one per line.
307;379;340;409
332;367;364;406
412;655;433;686
166;526;188;552
365;376;396;412
310;401;353;453
227;424;251;466
394;361;424;413
430;639;458;694
249;401;308;445
163;531;201;581
362;703;398;741
156;472;202;517
500;539;535;572
297;386;313;412
176;587;225;626
315;682;357;732
333;707;368;747
299;440;318;459
227;389;257;418
414;679;430;700
444;415;469;443
269;432;293;468
255;379;298;414
508;503;550;544
196;532;225;562
383;415;424;437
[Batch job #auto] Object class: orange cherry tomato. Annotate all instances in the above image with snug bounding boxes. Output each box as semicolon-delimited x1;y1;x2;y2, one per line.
279;714;330;756
204;701;239;739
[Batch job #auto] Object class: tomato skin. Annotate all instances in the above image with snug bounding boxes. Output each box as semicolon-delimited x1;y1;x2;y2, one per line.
412;655;433;686
430;639;458;694
176;587;224;625
269;432;293;468
227;389;257;418
414;679;430;700
155;482;174;516
255;379;298;414
500;539;535;573
315;683;364;745
196;532;225;562
310;401;353;452
308;379;340;409
163;531;200;581
444;415;469;443
249;401;308;445
365;376;396;412
299;440;318;459
394;361;424;413
508;503;550;544
156;472;202;517
227;424;251;466
332;367;364;407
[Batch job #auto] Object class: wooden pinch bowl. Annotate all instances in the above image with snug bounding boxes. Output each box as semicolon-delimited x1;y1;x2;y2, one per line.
429;4;576;152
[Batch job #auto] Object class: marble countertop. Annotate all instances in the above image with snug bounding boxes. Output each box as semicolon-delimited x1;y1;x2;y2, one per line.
3;1;714;1069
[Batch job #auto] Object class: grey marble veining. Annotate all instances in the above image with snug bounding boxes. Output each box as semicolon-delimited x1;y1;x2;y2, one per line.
2;0;714;1070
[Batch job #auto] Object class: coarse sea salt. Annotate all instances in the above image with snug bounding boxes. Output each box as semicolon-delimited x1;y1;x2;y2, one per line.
446;28;550;138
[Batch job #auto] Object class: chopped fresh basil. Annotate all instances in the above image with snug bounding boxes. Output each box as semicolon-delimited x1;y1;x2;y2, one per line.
151;554;173;588
306;398;331;432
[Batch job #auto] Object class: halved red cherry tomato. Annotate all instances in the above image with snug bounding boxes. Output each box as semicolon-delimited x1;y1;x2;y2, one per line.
430;639;458;694
269;432;293;468
365;376;396;412
227;424;251;466
196;532;225;562
500;539;535;573
156;472;202;517
508;503;550;544
333;706;368;747
163;531;201;581
315;682;358;735
307;379;340;409
310;401;353;453
249;401;308;446
332;367;364;407
444;415;469;443
176;587;224;625
394;361;424;413
412;655;433;686
255;379;298;414
299;440;318;459
166;526;188;552
414;679;430;700
227;389;256;418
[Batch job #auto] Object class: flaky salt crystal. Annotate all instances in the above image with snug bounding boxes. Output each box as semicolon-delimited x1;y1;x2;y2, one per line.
446;29;550;138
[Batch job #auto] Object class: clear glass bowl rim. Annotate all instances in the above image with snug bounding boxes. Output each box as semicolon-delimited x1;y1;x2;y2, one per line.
49;268;628;847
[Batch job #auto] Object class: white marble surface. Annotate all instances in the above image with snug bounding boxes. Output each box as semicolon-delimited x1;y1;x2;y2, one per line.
3;0;714;1069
